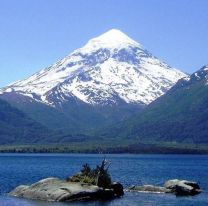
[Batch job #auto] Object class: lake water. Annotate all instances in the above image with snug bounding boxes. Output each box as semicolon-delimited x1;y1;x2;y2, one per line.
0;154;207;206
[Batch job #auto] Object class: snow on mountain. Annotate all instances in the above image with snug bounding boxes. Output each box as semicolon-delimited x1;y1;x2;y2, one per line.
0;29;187;107
191;65;208;81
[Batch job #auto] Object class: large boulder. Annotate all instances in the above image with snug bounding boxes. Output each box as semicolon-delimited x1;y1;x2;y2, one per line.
111;182;124;196
9;177;123;202
128;185;171;193
164;179;201;196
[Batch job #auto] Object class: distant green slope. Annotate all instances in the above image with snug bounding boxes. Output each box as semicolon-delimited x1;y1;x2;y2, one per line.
99;66;208;144
0;99;51;144
0;92;143;134
2;65;208;151
0;98;104;145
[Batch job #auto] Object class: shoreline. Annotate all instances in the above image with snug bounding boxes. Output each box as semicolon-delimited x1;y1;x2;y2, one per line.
0;142;208;154
0;148;208;155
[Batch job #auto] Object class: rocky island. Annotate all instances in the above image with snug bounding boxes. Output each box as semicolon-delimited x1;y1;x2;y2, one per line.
9;159;124;202
9;159;202;203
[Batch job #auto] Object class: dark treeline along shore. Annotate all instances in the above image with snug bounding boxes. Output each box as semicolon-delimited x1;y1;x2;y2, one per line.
0;142;208;154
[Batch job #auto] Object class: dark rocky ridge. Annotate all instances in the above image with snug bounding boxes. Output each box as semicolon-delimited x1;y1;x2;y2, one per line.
100;65;208;145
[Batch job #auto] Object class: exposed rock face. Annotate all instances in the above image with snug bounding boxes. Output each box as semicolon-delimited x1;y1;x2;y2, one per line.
164;179;202;196
128;185;171;193
128;179;201;196
9;177;123;202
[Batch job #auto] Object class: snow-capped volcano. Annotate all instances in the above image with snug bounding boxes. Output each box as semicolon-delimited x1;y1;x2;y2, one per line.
0;29;187;107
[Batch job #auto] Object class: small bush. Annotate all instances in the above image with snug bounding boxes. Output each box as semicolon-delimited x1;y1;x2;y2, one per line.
82;176;96;184
67;158;112;189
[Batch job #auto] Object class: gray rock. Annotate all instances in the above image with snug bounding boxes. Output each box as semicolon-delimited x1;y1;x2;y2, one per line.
128;185;171;193
128;179;201;196
164;179;201;196
9;177;121;202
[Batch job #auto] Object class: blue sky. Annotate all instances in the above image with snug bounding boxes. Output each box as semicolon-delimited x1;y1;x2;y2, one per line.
0;0;208;87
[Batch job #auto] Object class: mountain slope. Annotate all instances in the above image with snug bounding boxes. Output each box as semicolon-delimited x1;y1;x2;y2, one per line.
0;99;50;144
101;65;208;144
0;29;186;131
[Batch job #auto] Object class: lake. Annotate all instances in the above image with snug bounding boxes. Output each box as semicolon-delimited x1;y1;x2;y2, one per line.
0;154;207;206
